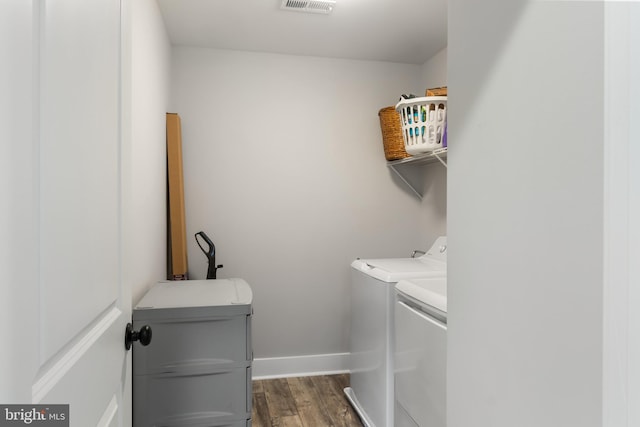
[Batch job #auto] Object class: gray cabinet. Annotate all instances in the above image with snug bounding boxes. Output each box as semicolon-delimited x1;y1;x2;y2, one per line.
133;279;253;427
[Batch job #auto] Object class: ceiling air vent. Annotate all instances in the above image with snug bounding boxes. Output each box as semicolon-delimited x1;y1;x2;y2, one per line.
280;0;336;14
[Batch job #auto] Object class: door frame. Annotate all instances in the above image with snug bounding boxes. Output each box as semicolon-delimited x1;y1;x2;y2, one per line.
603;3;639;427
120;0;134;424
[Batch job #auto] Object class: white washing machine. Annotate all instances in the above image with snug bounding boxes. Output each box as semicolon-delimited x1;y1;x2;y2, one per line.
394;276;447;427
344;237;447;427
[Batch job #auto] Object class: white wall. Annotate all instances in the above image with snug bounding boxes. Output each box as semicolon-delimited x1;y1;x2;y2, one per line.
420;47;447;90
417;47;448;247
170;47;427;364
130;0;172;304
448;1;604;426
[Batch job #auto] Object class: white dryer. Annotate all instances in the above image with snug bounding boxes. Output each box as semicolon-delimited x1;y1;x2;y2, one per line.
344;237;447;427
394;276;447;427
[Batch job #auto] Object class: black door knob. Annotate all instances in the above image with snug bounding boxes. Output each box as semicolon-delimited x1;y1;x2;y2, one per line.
124;323;152;350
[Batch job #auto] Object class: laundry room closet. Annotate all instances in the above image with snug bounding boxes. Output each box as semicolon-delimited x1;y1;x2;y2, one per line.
153;0;449;379
130;0;639;425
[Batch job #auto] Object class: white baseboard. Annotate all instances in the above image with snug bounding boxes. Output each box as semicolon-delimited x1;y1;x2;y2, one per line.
252;352;350;380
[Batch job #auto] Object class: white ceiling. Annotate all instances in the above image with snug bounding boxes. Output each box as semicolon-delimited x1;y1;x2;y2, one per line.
156;0;448;65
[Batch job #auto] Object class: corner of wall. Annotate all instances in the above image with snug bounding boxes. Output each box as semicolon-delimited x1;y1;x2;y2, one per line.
420;46;448;90
129;0;172;307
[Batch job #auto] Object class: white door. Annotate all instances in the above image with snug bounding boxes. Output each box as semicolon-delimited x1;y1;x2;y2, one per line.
1;0;132;425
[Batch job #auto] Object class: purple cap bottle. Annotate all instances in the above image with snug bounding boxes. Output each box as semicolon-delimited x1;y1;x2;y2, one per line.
442;121;448;148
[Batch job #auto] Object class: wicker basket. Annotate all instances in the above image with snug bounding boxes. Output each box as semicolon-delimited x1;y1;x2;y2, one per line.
378;106;410;161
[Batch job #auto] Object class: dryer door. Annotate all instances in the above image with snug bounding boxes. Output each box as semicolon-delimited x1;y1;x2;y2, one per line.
395;300;447;427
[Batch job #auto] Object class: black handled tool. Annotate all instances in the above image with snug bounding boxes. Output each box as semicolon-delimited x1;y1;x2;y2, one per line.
195;231;223;279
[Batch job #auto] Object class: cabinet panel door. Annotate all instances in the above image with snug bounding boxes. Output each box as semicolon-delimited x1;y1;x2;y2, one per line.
134;369;250;426
133;316;248;374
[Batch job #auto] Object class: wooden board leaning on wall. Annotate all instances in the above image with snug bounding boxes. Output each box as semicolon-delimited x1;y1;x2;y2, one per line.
166;113;189;280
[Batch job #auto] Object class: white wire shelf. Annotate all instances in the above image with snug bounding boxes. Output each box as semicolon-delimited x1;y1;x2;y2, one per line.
386;148;447;199
387;148;448;168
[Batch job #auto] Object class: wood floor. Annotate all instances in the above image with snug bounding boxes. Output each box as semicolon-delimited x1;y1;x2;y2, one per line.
252;374;363;427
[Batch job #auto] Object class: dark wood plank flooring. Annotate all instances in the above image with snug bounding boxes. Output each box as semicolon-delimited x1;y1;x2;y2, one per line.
252;374;363;427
